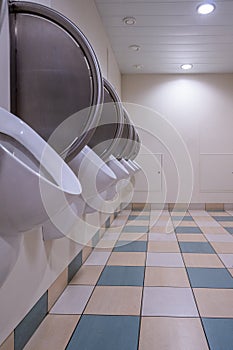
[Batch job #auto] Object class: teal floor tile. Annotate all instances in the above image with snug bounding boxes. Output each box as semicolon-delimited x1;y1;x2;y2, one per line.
114;241;147;252
14;292;48;350
172;216;194;221
202;318;233;350
225;228;233;234
128;215;150;221
175;227;202;234
123;226;148;233
187;268;233;288
97;266;145;286
213;216;233;222
66;315;140;350
179;242;215;254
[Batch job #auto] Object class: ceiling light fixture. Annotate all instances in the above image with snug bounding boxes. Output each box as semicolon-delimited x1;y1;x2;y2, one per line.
129;45;141;51
181;64;193;70
133;64;143;69
197;3;215;15
123;17;136;25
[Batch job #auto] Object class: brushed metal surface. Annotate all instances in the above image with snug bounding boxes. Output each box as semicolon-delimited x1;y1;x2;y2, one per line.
0;0;6;33
9;1;103;161
89;78;124;160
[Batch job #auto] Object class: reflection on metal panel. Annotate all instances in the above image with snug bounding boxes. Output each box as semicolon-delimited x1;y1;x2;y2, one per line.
9;1;103;161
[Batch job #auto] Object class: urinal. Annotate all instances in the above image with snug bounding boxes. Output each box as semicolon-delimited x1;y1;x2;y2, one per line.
119;159;137;176
128;159;142;173
0;107;82;236
43;147;111;239
68;145;117;214
103;155;130;201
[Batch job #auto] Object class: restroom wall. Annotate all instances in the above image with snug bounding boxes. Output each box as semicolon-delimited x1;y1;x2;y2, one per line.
0;0;122;346
0;2;10;109
122;73;233;204
51;0;122;95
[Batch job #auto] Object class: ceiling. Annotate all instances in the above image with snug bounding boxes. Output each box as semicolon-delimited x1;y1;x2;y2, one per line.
94;0;233;74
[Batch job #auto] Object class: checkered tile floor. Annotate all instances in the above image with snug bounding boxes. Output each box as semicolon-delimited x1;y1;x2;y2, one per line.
25;209;233;350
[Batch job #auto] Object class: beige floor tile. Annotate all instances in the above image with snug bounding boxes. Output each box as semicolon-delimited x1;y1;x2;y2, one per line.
149;226;174;233
183;254;224;267
201;227;228;234
24;315;80;350
82;245;93;263
48;269;68;311
194;288;233;317
210;242;233;254
126;220;149;226
193;216;215;222
139;317;209;350
177;234;207;242
84;286;142;315
144;267;190;287
107;252;146;266
208;211;229;216
70;266;104;285
94;240;116;250
221;222;233;227
148;241;180;253
119;233;147;241
229;268;233;277
0;333;14;350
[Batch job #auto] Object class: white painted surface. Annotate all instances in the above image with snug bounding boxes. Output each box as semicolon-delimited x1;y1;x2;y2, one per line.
95;0;233;74
122;73;233;203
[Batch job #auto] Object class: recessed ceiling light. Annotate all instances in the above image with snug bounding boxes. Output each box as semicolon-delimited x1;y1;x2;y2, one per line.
133;64;143;69
123;17;136;25
197;3;215;15
181;64;193;70
129;45;141;51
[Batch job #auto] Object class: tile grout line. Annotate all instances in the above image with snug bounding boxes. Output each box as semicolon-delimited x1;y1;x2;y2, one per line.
65;209;132;349
192;210;233;271
171;210;211;350
136;212;150;350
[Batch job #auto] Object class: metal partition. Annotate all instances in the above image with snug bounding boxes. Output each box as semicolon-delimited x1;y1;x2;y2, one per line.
9;1;103;161
88;78;124;160
0;0;6;32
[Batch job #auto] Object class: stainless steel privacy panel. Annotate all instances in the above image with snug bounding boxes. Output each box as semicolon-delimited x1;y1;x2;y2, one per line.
128;130;141;160
88;78;124;160
0;0;6;32
9;1;103;161
113;109;133;159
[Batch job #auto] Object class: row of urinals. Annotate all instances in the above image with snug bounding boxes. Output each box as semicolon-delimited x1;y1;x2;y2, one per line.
0;0;141;286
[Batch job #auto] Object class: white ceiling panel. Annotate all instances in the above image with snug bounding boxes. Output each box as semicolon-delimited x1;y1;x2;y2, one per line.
94;0;233;74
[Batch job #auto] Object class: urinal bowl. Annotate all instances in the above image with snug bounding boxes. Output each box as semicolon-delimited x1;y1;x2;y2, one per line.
84;155;129;214
69;145;117;214
0;108;82;237
119;158;137;176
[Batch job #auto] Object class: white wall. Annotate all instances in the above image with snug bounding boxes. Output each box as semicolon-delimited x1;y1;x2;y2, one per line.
122;74;233;204
0;2;10;109
0;0;121;345
51;0;121;95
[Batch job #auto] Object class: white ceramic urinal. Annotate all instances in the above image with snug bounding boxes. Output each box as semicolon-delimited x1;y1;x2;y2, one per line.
68;145;117;214
102;155;129;201
120;158;137;176
128;159;141;172
0;107;82;236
